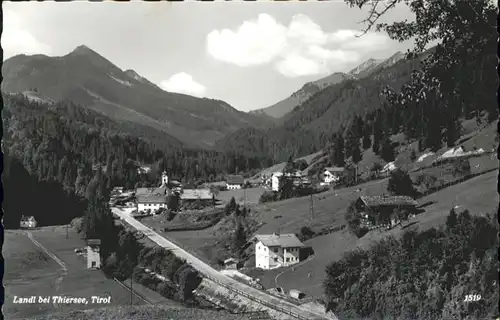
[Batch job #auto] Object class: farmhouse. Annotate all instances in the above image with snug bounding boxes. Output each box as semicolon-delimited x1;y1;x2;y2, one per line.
252;233;304;270
20;216;37;229
136;193;167;213
179;189;214;204
137;165;152;175
226;175;245;190
354;195;418;229
323;167;344;184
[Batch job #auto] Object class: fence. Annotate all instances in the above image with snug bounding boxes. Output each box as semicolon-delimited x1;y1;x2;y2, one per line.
201;273;313;320
113;277;153;305
415;167;498;199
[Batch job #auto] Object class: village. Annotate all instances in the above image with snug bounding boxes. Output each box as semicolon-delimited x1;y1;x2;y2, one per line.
104;158;430;300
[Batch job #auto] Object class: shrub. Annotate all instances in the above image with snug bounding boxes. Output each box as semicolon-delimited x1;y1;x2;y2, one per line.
387;168;416;197
166;210;176;221
345;201;368;238
259;191;278;203
452;159;471;177
300;226;316;241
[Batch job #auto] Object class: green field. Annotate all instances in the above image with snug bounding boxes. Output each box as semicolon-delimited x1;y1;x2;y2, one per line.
3;226;179;319
217;187;267;206
251;170;498;299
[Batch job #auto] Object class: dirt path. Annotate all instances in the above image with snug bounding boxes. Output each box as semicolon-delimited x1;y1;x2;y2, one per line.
274;255;315;288
25;231;68;310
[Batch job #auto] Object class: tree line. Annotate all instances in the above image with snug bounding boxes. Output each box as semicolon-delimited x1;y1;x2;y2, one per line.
324;208;498;319
2;94;269;227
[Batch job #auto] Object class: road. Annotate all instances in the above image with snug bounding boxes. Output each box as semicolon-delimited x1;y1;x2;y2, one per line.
112;207;333;320
25;231;68;310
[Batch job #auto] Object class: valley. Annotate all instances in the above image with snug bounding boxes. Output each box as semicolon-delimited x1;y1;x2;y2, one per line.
2;0;497;317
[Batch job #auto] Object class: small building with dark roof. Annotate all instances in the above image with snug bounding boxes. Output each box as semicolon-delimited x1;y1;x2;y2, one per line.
354;195;418;229
226;175;245;190
180;189;214;201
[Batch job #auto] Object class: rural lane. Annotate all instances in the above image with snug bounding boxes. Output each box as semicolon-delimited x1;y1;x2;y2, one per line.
112;207;333;320
25;231;68;310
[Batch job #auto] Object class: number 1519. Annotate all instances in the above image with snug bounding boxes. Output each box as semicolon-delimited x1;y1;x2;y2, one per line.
464;294;481;302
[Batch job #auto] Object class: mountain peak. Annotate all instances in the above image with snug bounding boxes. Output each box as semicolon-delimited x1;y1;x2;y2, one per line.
70;45;97;56
349;58;384;77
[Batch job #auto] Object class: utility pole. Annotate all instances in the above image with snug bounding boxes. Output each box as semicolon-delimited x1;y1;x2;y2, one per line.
243;188;246;209
310;194;314;220
130;270;133;305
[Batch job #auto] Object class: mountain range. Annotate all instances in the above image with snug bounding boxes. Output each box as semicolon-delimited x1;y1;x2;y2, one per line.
250;51;406;119
216;49;433;163
1;45;274;149
3;45;412;158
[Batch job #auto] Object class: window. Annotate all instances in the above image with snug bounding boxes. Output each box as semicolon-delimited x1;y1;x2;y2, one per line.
91;261;96;267
273;248;278;253
274;257;278;262
286;258;290;262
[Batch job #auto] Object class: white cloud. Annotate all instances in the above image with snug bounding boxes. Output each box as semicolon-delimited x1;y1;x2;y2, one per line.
160;72;206;97
206;13;389;78
1;9;52;59
206;14;288;67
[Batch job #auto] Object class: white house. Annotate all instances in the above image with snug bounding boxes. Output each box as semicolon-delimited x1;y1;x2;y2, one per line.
136;193;167;213
323;167;345;184
86;239;101;269
226;175;245;190
271;172;283;191
20;216;37;229
271;171;303;191
252;233;304;270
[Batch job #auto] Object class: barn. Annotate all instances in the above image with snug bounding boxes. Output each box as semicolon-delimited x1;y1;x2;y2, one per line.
354;195;418;229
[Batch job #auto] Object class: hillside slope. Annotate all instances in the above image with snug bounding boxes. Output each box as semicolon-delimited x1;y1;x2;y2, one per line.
2;45;274;149
251;73;351;119
25;305;270;320
250;52;404;119
217;50;431;163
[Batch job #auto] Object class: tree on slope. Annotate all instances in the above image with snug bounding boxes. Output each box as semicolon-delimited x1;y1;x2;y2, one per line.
387;168;416;197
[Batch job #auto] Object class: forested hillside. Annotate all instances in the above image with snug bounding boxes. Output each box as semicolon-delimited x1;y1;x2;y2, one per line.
2;45;275;149
324;210;499;319
322;0;499;318
218;4;496;168
216;50;431;163
2;94;271;228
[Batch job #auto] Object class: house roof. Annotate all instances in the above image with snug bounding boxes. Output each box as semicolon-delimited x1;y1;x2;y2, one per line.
253;234;304;248
180;189;214;200
135;187;152;195
224;258;237;264
324;167;345;173
136;194;166;204
226;175;245;185
359;196;418;207
87;239;101;245
152;187;167;195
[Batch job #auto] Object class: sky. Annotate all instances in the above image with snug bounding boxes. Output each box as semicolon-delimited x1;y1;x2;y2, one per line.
2;1;415;112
